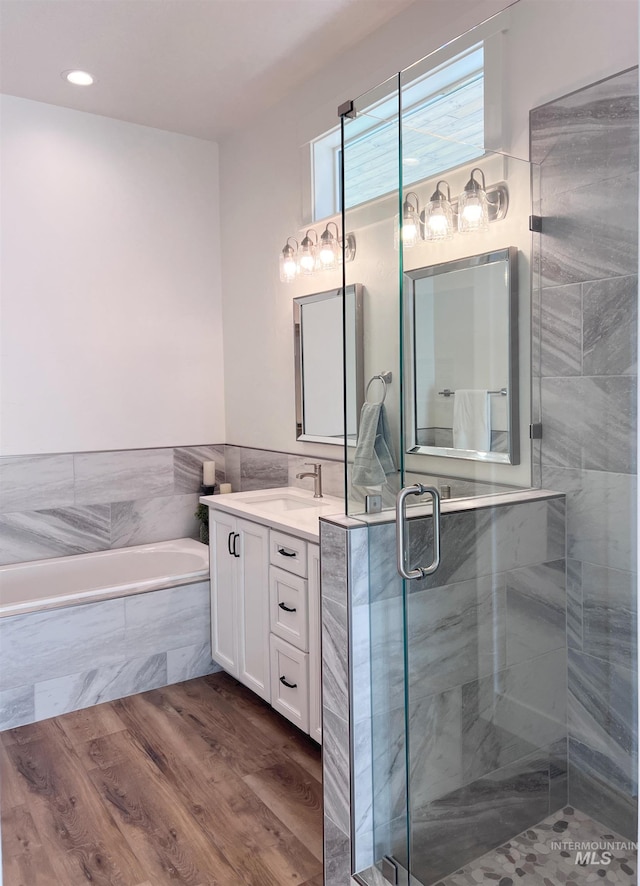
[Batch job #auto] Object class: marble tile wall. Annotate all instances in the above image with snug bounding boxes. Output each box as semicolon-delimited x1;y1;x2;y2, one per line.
0;443;346;564
0;580;220;729
322;495;567;886
530;66;638;839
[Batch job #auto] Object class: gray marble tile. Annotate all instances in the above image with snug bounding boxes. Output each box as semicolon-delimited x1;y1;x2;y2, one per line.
222;445;241;492
407;573;506;700
582;562;637;672
542;467;637;572
567;648;637;795
110;493;199;548
323;707;351;835
539;284;582;377
347;526;369;607
372;704;407;825
320;521;348;606
0;504;111;565
541;375;636;473
34;653;168;720
0;598;126;691
409;687;463;810
0;455;75;514
74;448;175;505
352;716;374;863
124;580;210;657
539;171;638;287
0;684;35;730
583;275;638;376
367;521;401;603
566;558;583;650
373;815;409;873
461;649;567;783
568;737;638;840
409;500;565;592
549;736;568;811
238;447;289;491
322;597;349;720
166;641;221;683
351;603;372;724
370;594;406;715
505;559;566;666
324;814;352;886
173;445;225;493
411;751;550;886
530;67;638;194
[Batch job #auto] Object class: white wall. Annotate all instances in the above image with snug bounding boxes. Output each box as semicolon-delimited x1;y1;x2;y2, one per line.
0;96;225;455
218;0;638;468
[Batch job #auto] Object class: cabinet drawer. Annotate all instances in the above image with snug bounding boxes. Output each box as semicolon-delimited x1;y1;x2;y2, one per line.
270;531;307;578
270;567;308;651
269;635;309;733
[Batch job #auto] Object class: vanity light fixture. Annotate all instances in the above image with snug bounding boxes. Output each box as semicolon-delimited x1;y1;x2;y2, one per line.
458;168;489;233
278;223;355;282
279;237;299;283
422;180;454;241
62;69;95;86
299;229;318;275
394;191;421;249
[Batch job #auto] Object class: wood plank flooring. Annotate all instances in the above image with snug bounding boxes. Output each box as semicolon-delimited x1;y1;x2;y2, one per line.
1;672;324;886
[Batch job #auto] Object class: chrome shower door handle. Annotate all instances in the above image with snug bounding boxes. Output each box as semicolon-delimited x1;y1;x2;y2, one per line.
396;484;441;580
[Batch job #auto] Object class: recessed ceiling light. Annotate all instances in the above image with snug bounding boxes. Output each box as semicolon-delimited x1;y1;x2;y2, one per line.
62;70;95;86
403;157;420;166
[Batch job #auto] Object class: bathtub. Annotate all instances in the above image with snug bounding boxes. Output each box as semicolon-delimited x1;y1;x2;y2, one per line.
0;538;209;618
0;537;218;730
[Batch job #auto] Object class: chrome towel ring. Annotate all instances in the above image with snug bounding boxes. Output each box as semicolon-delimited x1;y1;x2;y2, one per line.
365;371;393;405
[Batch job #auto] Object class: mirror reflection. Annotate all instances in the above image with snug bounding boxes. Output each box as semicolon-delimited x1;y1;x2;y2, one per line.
404;247;519;464
294;284;363;445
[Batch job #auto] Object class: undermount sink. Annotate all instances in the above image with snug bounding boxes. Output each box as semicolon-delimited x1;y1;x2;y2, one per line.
248;493;320;512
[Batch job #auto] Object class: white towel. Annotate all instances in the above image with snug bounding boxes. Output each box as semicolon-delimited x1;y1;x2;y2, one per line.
453;389;490;451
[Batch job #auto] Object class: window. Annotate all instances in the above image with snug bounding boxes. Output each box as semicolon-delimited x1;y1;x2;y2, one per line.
312;44;484;220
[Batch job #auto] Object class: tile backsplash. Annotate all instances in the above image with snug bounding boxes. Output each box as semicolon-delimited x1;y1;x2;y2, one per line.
0;444;344;565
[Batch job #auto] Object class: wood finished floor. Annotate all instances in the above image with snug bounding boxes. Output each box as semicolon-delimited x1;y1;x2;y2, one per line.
1;672;324;886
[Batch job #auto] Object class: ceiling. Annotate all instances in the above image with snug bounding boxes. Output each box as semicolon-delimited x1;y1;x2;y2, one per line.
0;0;416;142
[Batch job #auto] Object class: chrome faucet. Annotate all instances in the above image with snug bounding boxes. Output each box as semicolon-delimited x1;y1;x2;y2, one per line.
296;462;323;498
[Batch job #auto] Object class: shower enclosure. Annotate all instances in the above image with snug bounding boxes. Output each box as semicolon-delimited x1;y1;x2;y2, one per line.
329;8;638;886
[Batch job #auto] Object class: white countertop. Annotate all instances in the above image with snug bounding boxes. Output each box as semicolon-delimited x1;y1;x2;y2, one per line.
199;487;345;543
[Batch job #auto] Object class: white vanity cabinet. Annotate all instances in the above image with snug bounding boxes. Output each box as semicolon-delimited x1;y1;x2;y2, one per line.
209;512;270;701
206;492;327;744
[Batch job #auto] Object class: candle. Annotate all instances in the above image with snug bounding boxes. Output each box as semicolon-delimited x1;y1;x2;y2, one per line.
219;483;232;494
203;461;216;486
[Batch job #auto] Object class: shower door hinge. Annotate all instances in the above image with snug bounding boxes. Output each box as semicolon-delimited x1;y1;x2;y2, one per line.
530;422;543;439
338;99;356;118
529;214;543;232
381;855;399;885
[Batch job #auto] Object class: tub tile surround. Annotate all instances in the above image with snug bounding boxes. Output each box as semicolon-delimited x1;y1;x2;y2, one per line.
320;494;567;885
531;66;638;837
0;443;350;565
0;580;220;730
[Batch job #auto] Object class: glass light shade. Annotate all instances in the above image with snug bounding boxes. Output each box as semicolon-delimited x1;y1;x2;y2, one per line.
319;232;339;270
298;246;316;275
279;249;298;283
394;209;419;249
458;188;489;233
423;200;454;240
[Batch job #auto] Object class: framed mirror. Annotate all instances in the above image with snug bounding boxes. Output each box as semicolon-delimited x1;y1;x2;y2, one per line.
294;284;364;446
404;247;519;464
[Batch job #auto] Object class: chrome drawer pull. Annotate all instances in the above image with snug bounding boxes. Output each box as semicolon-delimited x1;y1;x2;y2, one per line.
278;602;297;613
280;675;297;689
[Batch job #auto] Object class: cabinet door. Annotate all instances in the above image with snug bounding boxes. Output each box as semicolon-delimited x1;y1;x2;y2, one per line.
308;543;322;743
236;518;271;701
210;511;239;677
